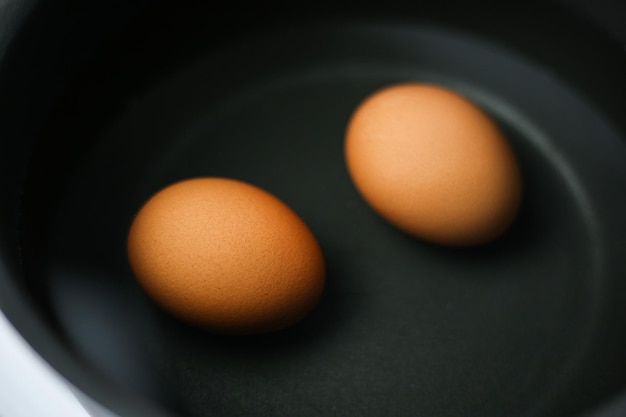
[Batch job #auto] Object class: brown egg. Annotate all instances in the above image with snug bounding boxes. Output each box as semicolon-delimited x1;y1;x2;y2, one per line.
127;177;325;334
345;83;522;246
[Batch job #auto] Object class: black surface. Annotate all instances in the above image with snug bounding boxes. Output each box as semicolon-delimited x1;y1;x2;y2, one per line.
1;1;626;417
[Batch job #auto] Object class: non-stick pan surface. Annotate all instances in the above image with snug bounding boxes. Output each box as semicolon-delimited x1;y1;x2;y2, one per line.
4;1;626;417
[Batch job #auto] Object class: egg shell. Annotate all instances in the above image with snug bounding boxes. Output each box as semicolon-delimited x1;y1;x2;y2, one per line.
344;83;522;246
127;177;326;334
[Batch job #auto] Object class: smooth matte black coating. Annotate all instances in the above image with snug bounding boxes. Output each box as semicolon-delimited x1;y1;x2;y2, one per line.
1;1;626;417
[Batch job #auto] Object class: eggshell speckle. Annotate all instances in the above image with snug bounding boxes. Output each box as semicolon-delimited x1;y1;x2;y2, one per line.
127;177;325;334
345;83;522;246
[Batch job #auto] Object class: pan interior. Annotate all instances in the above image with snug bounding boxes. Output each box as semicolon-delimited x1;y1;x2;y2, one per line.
23;17;626;417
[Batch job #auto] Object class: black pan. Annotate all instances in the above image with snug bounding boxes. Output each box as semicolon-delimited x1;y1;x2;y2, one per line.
1;1;626;416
